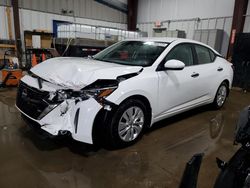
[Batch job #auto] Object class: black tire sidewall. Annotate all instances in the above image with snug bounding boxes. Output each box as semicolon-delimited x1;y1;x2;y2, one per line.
105;99;149;148
213;82;228;109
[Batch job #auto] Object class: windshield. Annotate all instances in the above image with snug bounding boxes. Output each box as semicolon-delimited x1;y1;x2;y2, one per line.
93;41;169;67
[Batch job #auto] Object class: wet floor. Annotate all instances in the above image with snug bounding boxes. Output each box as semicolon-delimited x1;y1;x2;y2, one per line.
0;88;249;188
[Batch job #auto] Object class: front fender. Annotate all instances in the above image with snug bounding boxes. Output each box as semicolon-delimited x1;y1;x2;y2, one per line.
106;72;158;119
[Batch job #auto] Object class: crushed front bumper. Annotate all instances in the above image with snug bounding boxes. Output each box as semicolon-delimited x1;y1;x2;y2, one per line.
16;80;102;144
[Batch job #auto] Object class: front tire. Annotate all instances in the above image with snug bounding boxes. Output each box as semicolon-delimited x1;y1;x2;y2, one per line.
104;99;149;149
212;82;228;109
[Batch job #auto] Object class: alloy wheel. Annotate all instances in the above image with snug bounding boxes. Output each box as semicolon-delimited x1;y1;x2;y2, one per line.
216;85;227;107
118;107;144;142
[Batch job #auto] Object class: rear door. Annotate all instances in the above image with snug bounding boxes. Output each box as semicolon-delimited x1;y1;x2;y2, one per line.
193;44;219;100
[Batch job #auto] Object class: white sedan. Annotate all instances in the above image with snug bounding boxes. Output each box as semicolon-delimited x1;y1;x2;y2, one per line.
16;38;233;148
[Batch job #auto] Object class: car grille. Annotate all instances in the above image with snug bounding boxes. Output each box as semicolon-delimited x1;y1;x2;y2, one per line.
16;81;53;120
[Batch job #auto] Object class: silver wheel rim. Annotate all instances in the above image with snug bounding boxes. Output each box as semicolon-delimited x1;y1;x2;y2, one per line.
118;107;144;142
216;85;227;107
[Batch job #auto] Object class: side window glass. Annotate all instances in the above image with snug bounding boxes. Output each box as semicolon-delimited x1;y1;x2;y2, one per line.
209;49;216;62
165;44;194;66
195;45;212;64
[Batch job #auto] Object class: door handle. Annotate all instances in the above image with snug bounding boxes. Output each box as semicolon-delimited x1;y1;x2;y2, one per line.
217;67;223;72
191;73;199;78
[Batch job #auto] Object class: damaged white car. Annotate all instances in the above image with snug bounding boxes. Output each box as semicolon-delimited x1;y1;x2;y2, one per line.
16;38;233;148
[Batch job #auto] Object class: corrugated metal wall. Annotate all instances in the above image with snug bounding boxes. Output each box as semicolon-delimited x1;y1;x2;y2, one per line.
18;7;127;31
0;0;127;23
137;0;234;22
136;0;235;56
0;4;127;41
137;17;233;56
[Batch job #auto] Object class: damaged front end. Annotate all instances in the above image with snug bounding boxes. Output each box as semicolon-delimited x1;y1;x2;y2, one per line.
16;70;142;144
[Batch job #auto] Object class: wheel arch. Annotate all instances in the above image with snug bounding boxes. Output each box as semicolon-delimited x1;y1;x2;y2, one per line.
121;94;152;125
222;79;230;96
92;94;153;146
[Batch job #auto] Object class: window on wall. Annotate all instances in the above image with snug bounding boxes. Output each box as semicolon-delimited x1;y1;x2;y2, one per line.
165;44;194;66
195;45;215;64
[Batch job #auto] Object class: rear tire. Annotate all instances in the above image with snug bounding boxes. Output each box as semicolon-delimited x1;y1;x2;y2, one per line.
212;82;228;109
103;99;149;149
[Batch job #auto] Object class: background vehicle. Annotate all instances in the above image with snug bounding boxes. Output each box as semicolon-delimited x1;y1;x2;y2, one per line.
16;38;234;148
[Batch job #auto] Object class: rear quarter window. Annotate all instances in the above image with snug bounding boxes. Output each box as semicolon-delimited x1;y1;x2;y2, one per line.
209;49;216;62
195;45;215;64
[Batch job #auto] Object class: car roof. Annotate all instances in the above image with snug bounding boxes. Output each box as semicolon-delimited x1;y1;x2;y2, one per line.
124;37;221;55
124;37;207;44
124;37;178;43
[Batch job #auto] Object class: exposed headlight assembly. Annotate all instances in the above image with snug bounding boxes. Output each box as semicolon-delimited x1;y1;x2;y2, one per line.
57;90;71;101
84;86;117;102
81;79;119;103
54;79;118;103
54;90;89;102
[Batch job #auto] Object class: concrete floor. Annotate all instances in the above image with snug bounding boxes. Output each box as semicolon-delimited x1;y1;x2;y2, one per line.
0;88;249;188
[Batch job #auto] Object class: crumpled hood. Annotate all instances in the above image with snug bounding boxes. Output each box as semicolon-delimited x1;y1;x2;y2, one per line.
31;57;142;90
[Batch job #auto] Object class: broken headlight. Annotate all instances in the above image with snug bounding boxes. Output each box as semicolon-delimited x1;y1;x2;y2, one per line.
54;86;117;102
54;90;89;102
84;86;117;101
57;90;70;101
81;79;119;103
54;80;118;103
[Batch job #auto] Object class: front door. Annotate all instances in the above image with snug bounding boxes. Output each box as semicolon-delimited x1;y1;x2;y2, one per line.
156;43;205;119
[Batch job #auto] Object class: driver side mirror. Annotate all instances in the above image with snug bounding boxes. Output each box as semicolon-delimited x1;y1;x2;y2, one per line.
164;59;185;70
